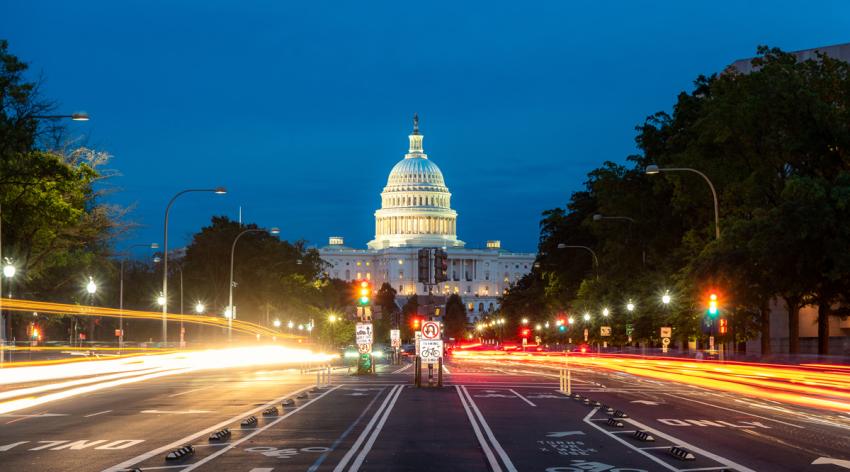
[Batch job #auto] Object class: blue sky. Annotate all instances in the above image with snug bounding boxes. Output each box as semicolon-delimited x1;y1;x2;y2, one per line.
3;1;849;253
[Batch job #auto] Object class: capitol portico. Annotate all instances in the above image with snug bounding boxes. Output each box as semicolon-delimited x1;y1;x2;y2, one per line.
319;116;535;322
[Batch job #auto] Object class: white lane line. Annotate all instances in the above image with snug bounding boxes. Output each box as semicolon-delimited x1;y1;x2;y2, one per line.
181;386;342;472
581;408;678;472
461;386;518;472
391;364;412;374
100;384;317;472
249;469;274;472
456;386;502;472
332;385;401;472
508;389;536;407
664;393;804;429
622;416;758;472
348;386;404;471
168;386;213;397
84;410;111;418
442;364;451;374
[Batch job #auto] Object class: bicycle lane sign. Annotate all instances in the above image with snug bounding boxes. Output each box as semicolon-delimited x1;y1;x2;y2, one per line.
419;339;443;363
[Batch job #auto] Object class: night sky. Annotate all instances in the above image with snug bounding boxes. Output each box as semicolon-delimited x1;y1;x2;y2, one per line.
3;1;848;254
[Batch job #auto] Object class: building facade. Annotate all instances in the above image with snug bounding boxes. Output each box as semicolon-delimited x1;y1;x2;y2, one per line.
319;116;535;322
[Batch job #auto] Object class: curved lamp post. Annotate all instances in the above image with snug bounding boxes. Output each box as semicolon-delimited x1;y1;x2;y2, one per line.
119;243;158;352
556;243;599;279
227;226;280;341
646;165;720;240
161;187;226;344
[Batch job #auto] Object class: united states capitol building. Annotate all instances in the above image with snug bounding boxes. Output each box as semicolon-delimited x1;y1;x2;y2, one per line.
319;116;535;321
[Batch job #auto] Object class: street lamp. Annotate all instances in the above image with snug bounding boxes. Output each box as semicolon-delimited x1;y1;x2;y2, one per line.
556;243;599;279
287;320;294;329
156;294;166;306
228;226;280;342
328;314;338;323
195;302;205;314
273;319;281;328
568;316;575;325
592;214;645;265
646;164;720;240
521;317;529;325
162;187;227;344
32;112;90;121
602;308;610;317
583;313;591;322
626;300;635;312
2;263;15;279
662;291;672;305
119;243;158;352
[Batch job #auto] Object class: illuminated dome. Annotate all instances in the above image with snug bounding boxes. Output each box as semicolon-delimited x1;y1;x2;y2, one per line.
368;115;464;249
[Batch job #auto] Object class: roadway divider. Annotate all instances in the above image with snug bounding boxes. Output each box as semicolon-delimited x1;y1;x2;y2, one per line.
262;406;279;416
669;446;696;461
240;416;257;427
164;445;194;461
558;367;571;394
632;430;655;442
208;428;231;441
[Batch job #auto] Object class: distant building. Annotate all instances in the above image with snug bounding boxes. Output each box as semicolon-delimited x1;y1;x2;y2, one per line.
731;43;850;355
318;116;535;322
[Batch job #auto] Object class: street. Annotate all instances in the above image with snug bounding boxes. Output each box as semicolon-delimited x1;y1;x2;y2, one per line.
1;358;849;472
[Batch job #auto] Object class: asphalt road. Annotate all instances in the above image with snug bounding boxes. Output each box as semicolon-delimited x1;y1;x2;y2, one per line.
1;359;849;471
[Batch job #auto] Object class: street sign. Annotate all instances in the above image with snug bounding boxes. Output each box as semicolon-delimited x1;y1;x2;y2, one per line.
600;326;612;337
625;323;634;336
661;337;671;346
660;326;672;338
114;329;123;337
390;329;400;348
421;321;441;339
355;322;373;345
583;328;588;342
358;343;371;354
419;339;443;363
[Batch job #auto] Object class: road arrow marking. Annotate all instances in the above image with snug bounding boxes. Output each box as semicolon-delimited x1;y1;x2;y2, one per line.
546;431;585;437
812;457;850;468
630;400;661;405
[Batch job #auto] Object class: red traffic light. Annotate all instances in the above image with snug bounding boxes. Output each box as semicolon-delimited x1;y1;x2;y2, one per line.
521;328;530;337
411;317;421;329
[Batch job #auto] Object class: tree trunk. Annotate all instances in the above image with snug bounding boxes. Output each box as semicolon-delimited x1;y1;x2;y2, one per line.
760;304;771;356
817;302;830;355
784;296;800;355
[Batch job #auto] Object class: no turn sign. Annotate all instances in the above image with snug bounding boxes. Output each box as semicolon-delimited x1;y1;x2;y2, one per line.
421;321;441;339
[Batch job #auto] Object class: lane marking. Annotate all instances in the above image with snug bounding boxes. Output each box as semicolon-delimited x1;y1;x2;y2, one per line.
307;387;388;472
622;415;758;472
140;410;212;415
391;364;412;374
442;364;451;374
456;385;502;472
581;408;678;472
101;384;317;472
332;385;401;472
664;393;804;429
84;410;112;418
461;386;518;472
180;386;342;472
249;469;274;472
348;386;404;471
508;389;536;407
168;386;214;397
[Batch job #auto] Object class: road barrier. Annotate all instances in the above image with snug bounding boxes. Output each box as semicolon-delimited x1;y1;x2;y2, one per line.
240;415;257;427
262;406;279;416
613;409;629;418
602;404;614;414
669;446;696;460
165;445;194;461
315;364;331;387
208;428;231;441
281;398;295;408
558;367;572;394
632;430;655;442
606;417;624;428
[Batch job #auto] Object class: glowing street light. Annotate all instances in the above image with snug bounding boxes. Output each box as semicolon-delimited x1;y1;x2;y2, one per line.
224;307;233;320
2;263;15;279
86;277;97;295
602;307;610;317
535;323;542;331
521;318;529;325
228;225;279;342
157;294;166;306
583;313;591;322
298;324;304;331
273;319;281;328
287;320;294;329
662;291;672;305
328;314;338;323
195;302;205;314
568;316;575;325
626;300;635;312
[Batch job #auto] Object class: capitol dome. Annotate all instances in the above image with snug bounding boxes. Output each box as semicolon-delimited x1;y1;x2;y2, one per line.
367;115;464;250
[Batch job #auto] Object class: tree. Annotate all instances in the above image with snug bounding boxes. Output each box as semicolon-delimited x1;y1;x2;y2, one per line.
373;283;398;344
444;293;467;340
401;295;419;340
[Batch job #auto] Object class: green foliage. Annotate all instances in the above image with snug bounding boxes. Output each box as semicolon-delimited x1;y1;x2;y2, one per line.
444;293;467;340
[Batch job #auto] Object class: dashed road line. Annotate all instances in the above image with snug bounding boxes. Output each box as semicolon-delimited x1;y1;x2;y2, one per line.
508;389;536;407
181;386;342;471
168;386;214;397
100;384;318;472
664;393;804;429
84;410;112;418
391;364;412;374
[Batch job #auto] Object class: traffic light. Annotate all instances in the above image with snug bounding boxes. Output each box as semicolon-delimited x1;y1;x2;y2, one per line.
417;249;430;283
718;318;728;335
357;280;371;306
410;316;421;330
521;328;530;338
434;248;448;283
708;292;719;317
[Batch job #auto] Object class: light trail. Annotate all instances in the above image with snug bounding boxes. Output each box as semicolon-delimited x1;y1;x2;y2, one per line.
0;345;338;414
452;349;850;413
1;297;302;340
